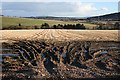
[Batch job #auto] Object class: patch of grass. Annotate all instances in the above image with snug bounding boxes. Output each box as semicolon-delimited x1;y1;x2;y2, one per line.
2;16;97;29
80;22;97;29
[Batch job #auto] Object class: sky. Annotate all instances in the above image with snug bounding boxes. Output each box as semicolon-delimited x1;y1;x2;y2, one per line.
1;0;119;2
1;0;119;17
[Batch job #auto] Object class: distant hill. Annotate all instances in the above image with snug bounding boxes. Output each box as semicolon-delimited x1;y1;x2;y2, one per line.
87;12;120;21
24;16;86;21
24;12;120;21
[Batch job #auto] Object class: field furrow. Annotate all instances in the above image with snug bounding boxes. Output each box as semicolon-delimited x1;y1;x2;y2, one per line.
1;30;119;42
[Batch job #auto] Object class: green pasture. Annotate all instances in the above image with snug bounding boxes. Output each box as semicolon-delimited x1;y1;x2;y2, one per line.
2;16;97;29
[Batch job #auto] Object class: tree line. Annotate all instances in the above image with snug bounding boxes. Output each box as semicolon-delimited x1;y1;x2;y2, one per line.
40;23;86;29
96;22;120;30
2;22;119;30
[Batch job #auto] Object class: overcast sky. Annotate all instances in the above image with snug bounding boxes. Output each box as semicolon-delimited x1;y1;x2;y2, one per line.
1;0;119;2
1;0;119;17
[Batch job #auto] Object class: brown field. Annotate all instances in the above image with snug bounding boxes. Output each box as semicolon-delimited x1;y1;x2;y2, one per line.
1;30;120;79
1;29;119;42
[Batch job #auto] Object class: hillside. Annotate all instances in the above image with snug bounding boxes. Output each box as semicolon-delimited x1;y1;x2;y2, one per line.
87;12;120;21
2;16;76;28
1;16;97;29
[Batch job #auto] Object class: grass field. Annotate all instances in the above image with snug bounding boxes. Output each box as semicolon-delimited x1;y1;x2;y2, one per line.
1;16;97;29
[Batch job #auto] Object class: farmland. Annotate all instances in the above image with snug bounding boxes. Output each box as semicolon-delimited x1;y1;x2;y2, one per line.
1;1;120;79
1;17;120;80
1;29;119;42
1;37;120;79
1;16;97;29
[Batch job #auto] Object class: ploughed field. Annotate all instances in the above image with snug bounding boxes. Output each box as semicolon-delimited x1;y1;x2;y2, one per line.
1;41;120;79
1;29;119;41
1;30;120;79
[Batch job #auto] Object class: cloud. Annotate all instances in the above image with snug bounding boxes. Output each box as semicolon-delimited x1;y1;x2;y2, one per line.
2;2;75;17
1;0;119;2
0;3;2;15
101;7;108;11
75;3;97;14
73;2;97;16
1;2;115;17
2;2;99;17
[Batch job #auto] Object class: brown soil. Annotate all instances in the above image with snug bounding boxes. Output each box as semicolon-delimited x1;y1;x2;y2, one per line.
1;30;119;41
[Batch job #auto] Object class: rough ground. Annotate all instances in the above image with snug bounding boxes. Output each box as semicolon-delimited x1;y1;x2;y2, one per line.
1;30;120;80
1;40;120;80
1;29;119;41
